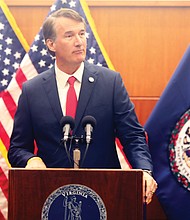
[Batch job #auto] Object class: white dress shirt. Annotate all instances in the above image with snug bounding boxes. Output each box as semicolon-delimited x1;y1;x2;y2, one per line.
55;62;84;115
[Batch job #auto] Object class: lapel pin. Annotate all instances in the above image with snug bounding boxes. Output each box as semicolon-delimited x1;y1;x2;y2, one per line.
88;77;94;83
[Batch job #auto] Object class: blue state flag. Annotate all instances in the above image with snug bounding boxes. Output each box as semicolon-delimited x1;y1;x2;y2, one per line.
145;45;190;219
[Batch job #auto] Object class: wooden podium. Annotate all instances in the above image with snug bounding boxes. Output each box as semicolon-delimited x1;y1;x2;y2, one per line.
8;169;143;220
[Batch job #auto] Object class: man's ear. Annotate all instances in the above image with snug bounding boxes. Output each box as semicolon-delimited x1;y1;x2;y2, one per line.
46;39;56;53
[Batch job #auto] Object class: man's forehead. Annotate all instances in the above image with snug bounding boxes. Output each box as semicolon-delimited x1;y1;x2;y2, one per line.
55;17;85;31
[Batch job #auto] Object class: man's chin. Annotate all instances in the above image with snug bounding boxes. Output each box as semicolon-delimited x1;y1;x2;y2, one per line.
75;57;85;63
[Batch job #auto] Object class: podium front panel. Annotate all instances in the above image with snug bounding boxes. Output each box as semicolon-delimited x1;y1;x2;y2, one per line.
8;169;143;220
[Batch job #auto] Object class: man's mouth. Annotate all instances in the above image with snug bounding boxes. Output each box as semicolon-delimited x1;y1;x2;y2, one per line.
73;49;84;54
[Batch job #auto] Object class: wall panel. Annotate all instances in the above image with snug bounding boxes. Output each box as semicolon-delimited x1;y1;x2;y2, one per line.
89;5;190;98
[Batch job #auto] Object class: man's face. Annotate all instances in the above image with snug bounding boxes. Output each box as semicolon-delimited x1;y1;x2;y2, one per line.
48;17;87;71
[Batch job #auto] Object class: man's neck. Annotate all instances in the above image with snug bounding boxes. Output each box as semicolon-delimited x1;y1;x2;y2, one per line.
56;62;82;75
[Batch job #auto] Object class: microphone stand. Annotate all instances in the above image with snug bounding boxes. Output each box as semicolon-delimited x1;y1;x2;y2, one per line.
61;135;83;168
72;135;92;168
61;134;91;169
73;138;81;169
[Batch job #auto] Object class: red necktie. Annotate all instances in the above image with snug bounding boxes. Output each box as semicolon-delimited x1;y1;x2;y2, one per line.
66;76;77;118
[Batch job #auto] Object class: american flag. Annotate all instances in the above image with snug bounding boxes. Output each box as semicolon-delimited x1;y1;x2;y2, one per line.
0;0;130;218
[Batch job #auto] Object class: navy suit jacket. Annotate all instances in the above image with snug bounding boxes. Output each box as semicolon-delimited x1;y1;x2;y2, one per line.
8;61;153;170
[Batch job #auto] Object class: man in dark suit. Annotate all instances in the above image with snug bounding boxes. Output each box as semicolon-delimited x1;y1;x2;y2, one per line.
8;8;157;203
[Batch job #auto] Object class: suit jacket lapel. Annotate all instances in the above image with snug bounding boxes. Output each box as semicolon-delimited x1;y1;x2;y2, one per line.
74;62;98;132
42;69;63;124
40;63;98;131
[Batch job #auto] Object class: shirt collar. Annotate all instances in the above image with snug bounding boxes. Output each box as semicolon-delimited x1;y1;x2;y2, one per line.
55;62;84;86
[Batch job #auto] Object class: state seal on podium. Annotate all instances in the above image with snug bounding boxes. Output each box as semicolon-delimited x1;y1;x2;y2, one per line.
41;184;107;220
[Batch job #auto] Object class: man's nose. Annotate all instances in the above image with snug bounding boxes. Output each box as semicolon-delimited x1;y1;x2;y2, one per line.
74;34;83;46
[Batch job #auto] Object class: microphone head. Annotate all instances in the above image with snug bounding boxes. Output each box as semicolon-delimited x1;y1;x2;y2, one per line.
60;116;75;130
82;115;96;128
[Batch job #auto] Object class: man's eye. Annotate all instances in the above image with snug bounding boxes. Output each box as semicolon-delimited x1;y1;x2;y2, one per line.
79;32;86;37
65;34;72;39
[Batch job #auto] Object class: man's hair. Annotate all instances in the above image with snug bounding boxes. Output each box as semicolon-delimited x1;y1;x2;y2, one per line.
43;8;86;42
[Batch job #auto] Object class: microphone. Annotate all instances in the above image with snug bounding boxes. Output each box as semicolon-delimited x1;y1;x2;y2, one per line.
82;116;96;144
60;116;75;142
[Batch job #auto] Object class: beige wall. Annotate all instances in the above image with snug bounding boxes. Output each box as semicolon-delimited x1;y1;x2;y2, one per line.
5;0;190;125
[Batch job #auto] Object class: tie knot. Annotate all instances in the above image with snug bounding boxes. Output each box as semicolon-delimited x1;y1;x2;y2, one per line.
68;76;76;86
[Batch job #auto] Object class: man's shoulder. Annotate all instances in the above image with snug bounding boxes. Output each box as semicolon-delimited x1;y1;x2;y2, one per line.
84;61;119;76
23;67;54;87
